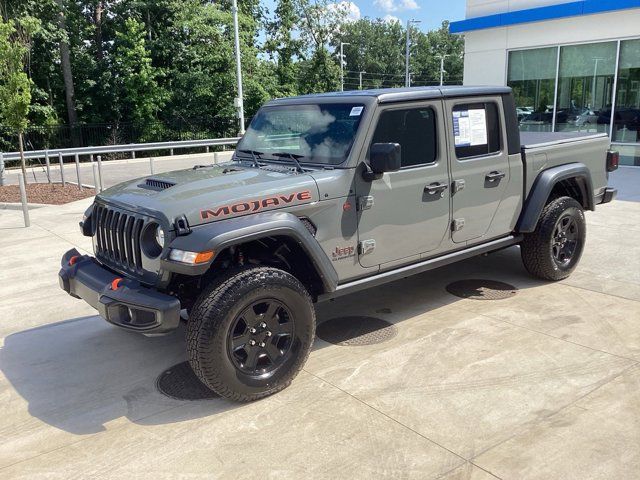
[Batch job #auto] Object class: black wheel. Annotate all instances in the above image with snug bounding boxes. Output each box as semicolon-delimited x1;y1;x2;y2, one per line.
521;196;586;281
186;267;315;402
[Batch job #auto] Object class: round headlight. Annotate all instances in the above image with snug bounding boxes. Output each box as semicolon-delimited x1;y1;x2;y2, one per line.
155;225;165;248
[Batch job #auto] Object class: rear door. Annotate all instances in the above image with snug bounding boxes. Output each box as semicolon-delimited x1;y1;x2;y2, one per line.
355;101;451;268
444;97;511;243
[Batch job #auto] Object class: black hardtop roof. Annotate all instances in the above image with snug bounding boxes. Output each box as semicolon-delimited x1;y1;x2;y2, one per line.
266;86;512;106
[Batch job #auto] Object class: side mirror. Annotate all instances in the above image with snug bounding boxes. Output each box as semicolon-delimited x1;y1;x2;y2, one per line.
365;143;401;180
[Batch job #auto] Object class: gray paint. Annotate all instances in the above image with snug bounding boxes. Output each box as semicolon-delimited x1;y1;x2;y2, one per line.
77;86;612;300
167;211;339;292
517;163;594;233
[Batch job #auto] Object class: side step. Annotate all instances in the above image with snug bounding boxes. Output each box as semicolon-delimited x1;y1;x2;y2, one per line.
318;235;522;302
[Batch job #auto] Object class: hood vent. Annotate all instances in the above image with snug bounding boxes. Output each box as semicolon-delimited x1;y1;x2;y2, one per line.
141;178;176;191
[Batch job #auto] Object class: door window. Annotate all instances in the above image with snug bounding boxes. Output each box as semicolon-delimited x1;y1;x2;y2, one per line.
452;103;501;159
371;107;437;167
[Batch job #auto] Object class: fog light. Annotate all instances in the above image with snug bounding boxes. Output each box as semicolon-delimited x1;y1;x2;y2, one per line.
169;249;214;264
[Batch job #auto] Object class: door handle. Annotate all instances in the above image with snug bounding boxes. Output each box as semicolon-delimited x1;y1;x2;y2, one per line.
424;182;449;195
485;171;506;182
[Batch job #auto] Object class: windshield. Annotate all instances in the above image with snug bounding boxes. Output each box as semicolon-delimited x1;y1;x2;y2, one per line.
237;103;365;165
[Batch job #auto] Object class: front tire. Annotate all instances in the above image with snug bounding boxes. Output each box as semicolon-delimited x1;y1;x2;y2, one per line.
186;267;315;402
521;196;586;281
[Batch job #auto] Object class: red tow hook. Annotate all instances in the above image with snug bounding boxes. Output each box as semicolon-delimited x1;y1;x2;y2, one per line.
111;278;123;290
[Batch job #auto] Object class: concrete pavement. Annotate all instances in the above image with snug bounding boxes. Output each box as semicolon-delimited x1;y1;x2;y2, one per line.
0;169;638;479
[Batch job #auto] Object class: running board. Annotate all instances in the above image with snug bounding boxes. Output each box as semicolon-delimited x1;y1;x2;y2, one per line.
318;235;522;302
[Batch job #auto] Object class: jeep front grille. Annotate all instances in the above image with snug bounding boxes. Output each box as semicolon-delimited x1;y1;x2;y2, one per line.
93;204;145;271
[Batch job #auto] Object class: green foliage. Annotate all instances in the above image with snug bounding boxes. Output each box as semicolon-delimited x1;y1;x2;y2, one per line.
0;0;466;149
112;17;165;127
0;15;40;132
412;21;464;85
334;18;406;89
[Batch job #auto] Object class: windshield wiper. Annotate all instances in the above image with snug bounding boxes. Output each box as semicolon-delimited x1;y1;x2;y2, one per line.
269;152;305;173
236;149;263;168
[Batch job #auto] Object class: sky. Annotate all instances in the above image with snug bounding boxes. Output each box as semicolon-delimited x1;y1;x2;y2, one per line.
261;0;468;32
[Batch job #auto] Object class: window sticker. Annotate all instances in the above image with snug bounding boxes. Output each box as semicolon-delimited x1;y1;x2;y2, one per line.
349;106;364;117
453;109;487;147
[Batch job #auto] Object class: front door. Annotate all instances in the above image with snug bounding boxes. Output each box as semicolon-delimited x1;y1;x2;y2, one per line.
444;98;511;243
355;102;451;268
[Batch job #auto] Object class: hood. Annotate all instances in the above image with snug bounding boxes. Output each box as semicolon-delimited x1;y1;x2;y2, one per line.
96;164;320;229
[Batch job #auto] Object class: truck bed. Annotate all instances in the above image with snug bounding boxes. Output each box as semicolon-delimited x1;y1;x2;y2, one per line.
520;131;609;150
519;131;610;197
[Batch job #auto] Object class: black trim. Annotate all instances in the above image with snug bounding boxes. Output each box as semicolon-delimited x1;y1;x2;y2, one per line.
600;187;617;204
318;235;521;301
517;163;594;233
59;249;181;333
164;212;339;293
501;93;522;156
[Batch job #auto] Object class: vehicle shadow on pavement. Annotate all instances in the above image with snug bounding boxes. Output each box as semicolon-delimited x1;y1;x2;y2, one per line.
312;246;547;350
0;317;243;435
0;246;546;435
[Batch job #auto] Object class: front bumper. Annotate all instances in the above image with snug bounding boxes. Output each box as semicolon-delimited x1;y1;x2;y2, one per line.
59;249;181;333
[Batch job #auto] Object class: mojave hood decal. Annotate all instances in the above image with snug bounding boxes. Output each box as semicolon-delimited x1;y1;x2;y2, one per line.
200;190;314;222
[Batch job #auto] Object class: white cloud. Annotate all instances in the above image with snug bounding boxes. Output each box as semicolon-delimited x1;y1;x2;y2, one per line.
383;14;401;24
374;0;396;13
399;0;419;10
328;2;362;22
374;0;420;13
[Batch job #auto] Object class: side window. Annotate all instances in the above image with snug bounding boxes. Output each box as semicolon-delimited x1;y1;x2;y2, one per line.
371;107;437;167
452;102;501;159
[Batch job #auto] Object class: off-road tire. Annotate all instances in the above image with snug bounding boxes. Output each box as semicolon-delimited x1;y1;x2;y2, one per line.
186;267;315;402
521;196;586;281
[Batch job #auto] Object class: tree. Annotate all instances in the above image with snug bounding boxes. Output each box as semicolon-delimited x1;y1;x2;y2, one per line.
266;0;302;97
112;17;165;131
295;0;345;93
0;14;40;183
335;19;406;90
54;0;78;129
412;21;464;86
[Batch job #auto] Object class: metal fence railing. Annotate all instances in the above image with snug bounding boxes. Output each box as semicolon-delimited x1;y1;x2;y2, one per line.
0;136;241;188
0;118;238;153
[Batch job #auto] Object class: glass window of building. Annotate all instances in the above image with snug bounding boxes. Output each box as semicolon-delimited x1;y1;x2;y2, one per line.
613;39;640;165
507;47;558;133
554;42;617;134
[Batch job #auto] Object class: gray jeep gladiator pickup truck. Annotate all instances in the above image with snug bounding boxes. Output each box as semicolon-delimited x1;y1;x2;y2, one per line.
59;86;619;401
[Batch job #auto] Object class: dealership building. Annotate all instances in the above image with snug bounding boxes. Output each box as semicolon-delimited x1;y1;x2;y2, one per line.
451;0;640;165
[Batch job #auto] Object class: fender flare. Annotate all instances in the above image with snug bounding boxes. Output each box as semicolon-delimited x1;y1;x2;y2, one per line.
163;212;339;293
517;163;594;233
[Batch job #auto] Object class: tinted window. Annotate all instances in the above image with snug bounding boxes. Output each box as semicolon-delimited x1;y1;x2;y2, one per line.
371;107;437;167
453;103;501;159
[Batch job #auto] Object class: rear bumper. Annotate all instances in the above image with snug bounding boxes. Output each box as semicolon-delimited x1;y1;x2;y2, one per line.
600;187;618;204
59;249;181;333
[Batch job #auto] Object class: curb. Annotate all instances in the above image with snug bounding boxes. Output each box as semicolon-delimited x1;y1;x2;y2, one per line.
0;202;47;211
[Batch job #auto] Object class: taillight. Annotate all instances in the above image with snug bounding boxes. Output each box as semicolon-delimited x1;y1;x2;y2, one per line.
607;150;619;172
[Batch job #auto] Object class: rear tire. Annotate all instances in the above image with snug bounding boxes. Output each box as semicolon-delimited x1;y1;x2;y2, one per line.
186;267;315;402
521;196;586;281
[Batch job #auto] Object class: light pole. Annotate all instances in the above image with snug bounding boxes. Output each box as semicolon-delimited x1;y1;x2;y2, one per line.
436;54;450;86
232;0;245;134
405;19;421;87
340;42;350;92
359;71;366;90
591;57;604;111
